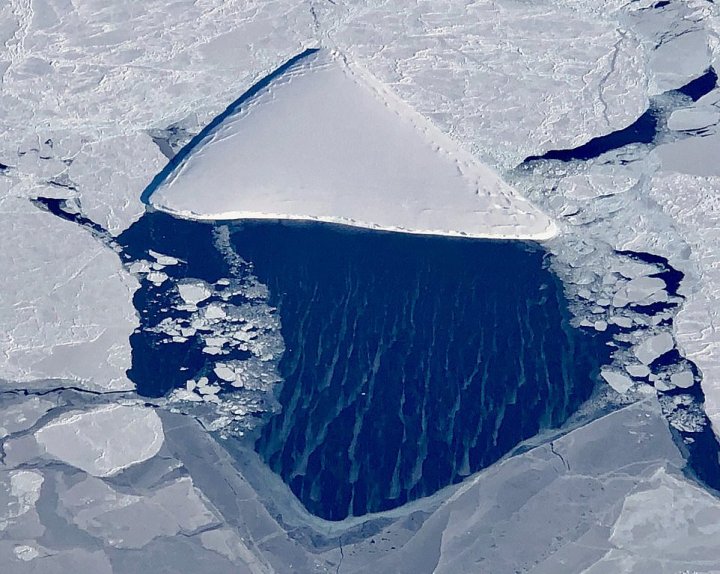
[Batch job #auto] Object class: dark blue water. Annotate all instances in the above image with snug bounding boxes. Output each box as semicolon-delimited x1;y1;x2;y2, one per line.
523;68;717;164
677;68;717;102
221;222;614;520
119;213;235;398
524;110;659;163
33;198;720;516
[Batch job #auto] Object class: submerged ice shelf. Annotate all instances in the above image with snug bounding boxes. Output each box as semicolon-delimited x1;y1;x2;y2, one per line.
147;49;555;241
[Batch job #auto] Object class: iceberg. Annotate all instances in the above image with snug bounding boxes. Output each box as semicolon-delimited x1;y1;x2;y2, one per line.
149;50;555;240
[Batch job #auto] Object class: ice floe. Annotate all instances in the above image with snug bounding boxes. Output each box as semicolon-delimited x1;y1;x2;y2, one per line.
0;470;43;532
668;107;720;131
634;331;675;366
35;404;164;477
177;281;213;306
649;173;720;433
601;370;635;394
59;475;216;549
612;276;668;308
0;196;138;391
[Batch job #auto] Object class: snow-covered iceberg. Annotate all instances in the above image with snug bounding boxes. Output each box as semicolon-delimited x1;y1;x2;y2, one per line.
149;50;555;240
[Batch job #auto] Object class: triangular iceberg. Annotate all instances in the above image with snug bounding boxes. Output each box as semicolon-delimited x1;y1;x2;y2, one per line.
148;50;555;240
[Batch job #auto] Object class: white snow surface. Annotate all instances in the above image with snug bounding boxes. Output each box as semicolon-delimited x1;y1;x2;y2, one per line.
150;51;556;240
35;404;164;477
0;196;138;391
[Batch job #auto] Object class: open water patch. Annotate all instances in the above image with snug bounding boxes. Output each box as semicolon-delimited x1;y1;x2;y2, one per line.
677;68;717;102
524;110;659;163
228;221;612;520
113;210;615;520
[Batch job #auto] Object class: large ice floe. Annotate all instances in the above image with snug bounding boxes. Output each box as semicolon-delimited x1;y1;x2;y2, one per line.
34;404;164;477
149;49;555;240
0;195;138;392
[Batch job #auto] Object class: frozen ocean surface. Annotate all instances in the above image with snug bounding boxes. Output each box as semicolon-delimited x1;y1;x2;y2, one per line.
7;0;720;571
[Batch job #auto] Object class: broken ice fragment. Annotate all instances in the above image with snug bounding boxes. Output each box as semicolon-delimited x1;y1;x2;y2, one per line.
214;365;236;382
612;276;667;308
35;405;164;477
148;249;180;266
177;281;212;305
670;370;695;389
626;364;651;378
610;316;634;329
667;108;720;131
601;369;634;394
146;271;168;286
634;332;675;365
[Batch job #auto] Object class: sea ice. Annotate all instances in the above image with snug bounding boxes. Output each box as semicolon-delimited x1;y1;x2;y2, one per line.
59;475;216;549
612;276;667;308
633;332;675;365
35;404;164;477
0;396;56;439
656;134;720;177
213;365;236;383
649;173;720;434
670;370;695;389
601;369;634;394
0;470;44;532
177;281;213;305
590;468;720;571
667;108;720;131
148;250;180;266
0;196;138;391
626;364;651;378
